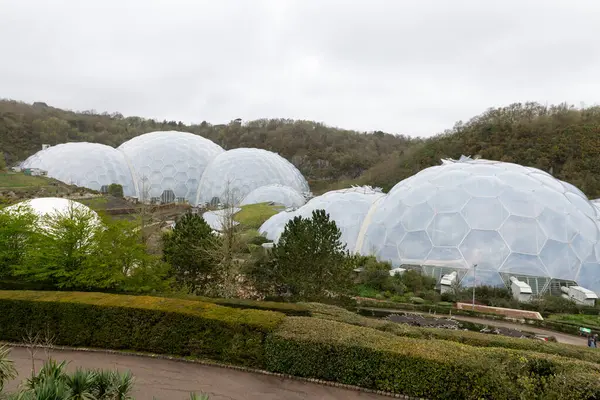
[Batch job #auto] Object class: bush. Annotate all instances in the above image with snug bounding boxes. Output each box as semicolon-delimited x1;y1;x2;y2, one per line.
266;317;600;399
0;291;285;368
189;295;311;316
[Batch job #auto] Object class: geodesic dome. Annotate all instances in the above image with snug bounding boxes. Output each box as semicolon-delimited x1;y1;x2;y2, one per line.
21;143;137;197
259;186;385;251
357;157;600;290
196;148;310;206
118;131;224;203
240;184;306;208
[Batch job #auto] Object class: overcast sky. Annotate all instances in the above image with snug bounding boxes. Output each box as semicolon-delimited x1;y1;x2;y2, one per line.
1;0;599;137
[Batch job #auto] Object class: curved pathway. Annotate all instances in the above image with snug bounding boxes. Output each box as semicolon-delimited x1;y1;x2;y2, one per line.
360;307;587;346
5;347;388;400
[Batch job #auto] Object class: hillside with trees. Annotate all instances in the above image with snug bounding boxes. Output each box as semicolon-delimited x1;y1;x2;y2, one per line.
0;99;413;183
357;102;600;197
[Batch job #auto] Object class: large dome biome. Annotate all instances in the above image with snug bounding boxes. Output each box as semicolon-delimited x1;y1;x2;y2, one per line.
356;156;600;292
196;148;310;206
21;143;138;197
260;186;385;252
118;131;224;204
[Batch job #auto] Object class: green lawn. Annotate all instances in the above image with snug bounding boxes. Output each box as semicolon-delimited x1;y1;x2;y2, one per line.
0;172;51;188
548;313;600;328
234;203;285;229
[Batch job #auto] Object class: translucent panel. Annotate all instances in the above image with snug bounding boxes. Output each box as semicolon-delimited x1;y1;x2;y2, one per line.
429;170;471;188
21;142;137;197
532;186;572;214
566;192;597;219
401;202;434;231
260;186;384;252
577;262;600;293
459;230;509;270
240;184;306;208
118;131;224;203
413;166;443;182
499;216;546;254
571;234;595;261
567;212;598;242
496;172;542;192
398;231;432;261
461;197;508;230
561;180;587;199
461;176;504;197
196;148;309;205
427;187;470;213
427;213;469;246
424;247;467;269
537;208;571;242
540;240;580;279
499;253;549;277
460;269;505;288
402;182;436;206
202;208;241;231
377;245;399;262
530;172;566;193
499;187;544;217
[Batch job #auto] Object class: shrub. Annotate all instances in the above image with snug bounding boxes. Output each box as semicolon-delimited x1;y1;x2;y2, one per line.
0;291;285;368
409;296;424;304
265;317;600;400
187;295;312;316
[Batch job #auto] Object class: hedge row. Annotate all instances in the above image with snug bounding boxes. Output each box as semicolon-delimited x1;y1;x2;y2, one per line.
187;295;311;316
305;303;600;365
0;291;285;368
266;317;600;400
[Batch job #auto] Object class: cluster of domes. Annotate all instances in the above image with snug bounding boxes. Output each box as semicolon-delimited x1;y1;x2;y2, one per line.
20;132;309;207
260;157;600;293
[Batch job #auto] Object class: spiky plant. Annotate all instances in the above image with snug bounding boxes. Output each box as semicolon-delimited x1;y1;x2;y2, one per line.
0;346;17;394
65;368;97;400
110;370;134;400
188;393;210;400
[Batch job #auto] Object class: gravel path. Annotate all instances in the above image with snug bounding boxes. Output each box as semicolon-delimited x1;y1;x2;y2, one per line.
5;347;388;400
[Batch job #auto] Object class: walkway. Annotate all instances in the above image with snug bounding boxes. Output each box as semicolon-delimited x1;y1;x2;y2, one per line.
360;307;586;347
5;347;388;400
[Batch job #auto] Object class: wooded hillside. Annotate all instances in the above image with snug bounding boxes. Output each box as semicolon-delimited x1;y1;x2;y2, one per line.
0;99;413;182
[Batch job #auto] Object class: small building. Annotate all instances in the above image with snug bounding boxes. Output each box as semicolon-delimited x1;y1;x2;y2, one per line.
561;285;598;307
389;267;406;277
510;276;532;303
23;168;47;176
439;271;458;294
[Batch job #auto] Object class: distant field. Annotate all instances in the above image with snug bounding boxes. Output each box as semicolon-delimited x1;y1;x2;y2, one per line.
235;203;285;229
548;313;600;328
0;172;52;188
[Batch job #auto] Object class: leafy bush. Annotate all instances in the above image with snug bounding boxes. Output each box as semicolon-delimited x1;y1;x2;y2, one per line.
0;291;285;368
266;317;600;399
174;294;312;316
409;296;424;304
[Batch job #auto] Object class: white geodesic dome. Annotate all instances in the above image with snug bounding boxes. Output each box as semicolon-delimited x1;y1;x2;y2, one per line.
240;184;306;208
21;143;137;197
259;186;385;251
196;148;310;206
3;197;101;232
202;207;241;231
118;131;224;204
356;156;600;290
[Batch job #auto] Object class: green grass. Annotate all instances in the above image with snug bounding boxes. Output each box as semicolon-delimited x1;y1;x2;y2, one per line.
548;313;600;328
0;172;52;188
234;203;285;229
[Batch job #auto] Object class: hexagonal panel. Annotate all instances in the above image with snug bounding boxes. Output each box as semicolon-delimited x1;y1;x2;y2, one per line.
427;213;469;246
496;171;542;193
576;262;600;294
537;208;571;242
461;176;504;197
499;215;546;254
459;230;509;270
425;247;467;269
398;231;432;261
427;187;470;213
460;269;505;287
162;164;177;178
539;239;580;280
402;182;436;206
567;212;598;242
499;253;548;277
429;170;471;188
529;172;565;192
532;186;572;214
571;234;594;262
385;222;406;245
461;197;508;230
377;245;400;263
401;202;434;232
499;187;544;217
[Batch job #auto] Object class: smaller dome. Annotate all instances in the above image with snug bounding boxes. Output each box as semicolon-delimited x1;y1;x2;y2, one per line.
202;207;241;231
240;184;306;208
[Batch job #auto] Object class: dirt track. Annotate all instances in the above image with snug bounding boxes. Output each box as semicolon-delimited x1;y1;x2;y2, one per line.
5;347;387;400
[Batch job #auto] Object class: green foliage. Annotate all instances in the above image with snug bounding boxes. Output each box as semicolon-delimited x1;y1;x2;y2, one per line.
0;154;6;172
248;210;352;299
0;291;284;368
107;184;123;198
0;345;17;393
0;204;38;280
162;213;219;294
175;294;312;316
234;203;284;229
266;316;600;399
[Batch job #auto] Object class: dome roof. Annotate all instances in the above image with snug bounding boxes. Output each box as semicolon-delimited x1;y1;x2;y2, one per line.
357;157;600;289
21;143;137;196
259;186;385;251
118;131;224;203
240;184;306;208
3;197;100;231
196;148;309;206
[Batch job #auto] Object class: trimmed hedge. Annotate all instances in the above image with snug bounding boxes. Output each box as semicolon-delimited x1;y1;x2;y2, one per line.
189;295;311;316
266;317;600;400
0;291;285;368
305;303;600;365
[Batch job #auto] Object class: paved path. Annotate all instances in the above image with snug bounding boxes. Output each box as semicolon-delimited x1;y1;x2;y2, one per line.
360;307;587;347
5;347;387;400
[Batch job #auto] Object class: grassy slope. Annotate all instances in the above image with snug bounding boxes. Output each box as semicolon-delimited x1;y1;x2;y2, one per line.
0;172;54;189
234;203;285;229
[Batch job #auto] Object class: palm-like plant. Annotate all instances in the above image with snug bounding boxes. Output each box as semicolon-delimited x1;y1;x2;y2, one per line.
65;368;97;400
0;346;17;394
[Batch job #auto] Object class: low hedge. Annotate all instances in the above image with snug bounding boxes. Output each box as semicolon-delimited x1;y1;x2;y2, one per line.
192;296;311;316
0;291;285;368
266;317;600;400
306;303;600;365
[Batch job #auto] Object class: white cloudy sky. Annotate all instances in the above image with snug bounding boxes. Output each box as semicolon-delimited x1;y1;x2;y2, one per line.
1;0;599;137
